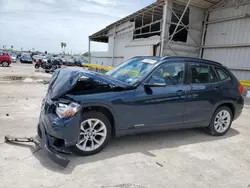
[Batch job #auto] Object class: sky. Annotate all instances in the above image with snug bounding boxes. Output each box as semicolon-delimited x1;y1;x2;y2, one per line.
0;0;155;54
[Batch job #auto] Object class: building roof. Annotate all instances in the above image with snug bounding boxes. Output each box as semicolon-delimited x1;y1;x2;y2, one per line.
89;0;222;43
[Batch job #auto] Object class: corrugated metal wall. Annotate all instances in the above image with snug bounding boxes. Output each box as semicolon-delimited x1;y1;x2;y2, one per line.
164;5;204;57
203;2;250;80
108;21;134;58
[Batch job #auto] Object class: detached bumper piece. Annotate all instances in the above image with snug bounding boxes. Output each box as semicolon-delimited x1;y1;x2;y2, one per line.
4;125;71;168
4;135;41;146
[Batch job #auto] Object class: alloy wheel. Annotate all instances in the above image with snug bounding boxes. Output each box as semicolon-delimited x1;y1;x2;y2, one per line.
2;61;9;67
214;110;231;133
76;118;107;151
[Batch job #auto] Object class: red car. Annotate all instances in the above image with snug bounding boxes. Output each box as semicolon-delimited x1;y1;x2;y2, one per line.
0;51;11;67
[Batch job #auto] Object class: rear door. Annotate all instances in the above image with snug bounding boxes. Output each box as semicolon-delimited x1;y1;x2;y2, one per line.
183;62;220;125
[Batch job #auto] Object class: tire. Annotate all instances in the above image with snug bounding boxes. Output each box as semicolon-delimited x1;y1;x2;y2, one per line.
205;106;233;136
35;64;40;69
71;111;112;156
2;61;9;67
45;70;50;73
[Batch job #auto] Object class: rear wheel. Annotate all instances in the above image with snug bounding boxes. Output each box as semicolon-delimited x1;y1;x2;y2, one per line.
35;64;40;69
72;111;112;156
205;106;233;136
2;61;9;67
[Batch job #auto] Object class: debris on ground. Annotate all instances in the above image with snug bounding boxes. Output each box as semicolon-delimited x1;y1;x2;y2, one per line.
3;76;24;81
156;162;163;167
6;113;9;116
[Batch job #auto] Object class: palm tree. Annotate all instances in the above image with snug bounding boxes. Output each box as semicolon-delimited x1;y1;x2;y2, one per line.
11;45;13;50
64;43;67;52
61;42;64;52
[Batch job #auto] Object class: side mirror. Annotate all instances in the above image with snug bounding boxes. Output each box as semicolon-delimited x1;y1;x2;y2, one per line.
144;82;166;87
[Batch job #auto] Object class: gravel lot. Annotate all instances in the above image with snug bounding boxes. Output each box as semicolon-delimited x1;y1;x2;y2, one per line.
0;63;250;188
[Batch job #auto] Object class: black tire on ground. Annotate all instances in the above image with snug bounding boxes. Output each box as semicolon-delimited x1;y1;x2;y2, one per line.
205;106;233;136
35;64;40;69
2;61;9;67
71;111;112;156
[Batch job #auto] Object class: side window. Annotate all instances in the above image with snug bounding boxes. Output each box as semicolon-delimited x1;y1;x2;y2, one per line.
215;67;228;81
0;52;3;56
190;64;218;84
209;66;218;83
148;63;185;85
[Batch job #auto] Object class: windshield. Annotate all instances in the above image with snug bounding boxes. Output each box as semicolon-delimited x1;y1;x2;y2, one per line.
106;57;158;84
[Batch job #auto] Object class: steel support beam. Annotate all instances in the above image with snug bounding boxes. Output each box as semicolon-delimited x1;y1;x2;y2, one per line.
88;38;91;63
207;14;250;25
207;0;230;11
199;12;209;58
167;5;199;46
204;43;250;49
112;26;116;66
160;0;169;57
163;0;191;56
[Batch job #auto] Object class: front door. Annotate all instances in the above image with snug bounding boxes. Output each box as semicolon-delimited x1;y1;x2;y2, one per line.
129;62;191;129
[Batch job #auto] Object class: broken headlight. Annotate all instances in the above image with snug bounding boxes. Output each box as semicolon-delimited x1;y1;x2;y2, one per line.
55;102;81;118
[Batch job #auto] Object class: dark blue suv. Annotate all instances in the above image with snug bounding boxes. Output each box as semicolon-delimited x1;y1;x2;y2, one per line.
38;56;244;158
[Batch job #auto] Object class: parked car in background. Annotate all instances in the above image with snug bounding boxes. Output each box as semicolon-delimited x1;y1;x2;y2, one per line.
38;56;244;158
74;57;88;67
16;52;22;59
64;58;75;66
32;55;42;62
20;53;33;64
8;52;17;63
0;51;11;67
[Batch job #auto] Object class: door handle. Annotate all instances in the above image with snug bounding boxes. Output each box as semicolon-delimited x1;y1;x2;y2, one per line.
213;87;220;91
176;90;185;95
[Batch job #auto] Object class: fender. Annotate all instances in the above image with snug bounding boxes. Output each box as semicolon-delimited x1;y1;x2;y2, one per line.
80;101;119;135
210;99;236;118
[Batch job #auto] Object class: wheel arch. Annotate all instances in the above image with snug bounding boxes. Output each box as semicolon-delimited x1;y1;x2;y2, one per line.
81;104;116;137
213;101;235;119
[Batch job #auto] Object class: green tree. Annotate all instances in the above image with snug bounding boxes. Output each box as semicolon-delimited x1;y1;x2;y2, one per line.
61;42;64;52
83;52;91;57
64;43;67;52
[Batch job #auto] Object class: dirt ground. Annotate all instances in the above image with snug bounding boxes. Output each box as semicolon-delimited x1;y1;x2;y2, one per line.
0;63;250;188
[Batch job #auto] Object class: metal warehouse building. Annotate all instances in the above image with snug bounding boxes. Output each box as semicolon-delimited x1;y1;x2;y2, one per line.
88;0;250;80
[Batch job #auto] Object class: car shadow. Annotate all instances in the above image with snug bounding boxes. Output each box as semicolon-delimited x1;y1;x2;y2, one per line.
5;127;240;174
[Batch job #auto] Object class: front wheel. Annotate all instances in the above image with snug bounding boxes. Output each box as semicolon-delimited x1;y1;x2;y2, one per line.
2;61;9;67
205;106;233;136
72;111;112;156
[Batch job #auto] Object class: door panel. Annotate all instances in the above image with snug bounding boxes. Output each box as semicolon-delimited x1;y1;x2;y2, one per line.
131;84;191;128
183;83;221;124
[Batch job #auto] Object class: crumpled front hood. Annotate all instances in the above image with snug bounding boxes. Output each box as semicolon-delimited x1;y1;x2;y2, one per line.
48;67;132;100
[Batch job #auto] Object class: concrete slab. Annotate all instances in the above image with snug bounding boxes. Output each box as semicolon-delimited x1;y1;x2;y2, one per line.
0;64;250;188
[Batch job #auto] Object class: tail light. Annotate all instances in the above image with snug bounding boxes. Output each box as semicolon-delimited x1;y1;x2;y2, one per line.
238;84;244;94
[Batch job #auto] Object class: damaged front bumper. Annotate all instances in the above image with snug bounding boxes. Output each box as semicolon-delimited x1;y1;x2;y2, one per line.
38;123;71;168
38;98;81;167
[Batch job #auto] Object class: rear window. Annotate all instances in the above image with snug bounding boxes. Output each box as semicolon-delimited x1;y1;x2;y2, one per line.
215;67;228;81
190;64;218;84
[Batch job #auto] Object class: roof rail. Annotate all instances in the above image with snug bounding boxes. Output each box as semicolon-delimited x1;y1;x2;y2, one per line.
160;56;222;66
